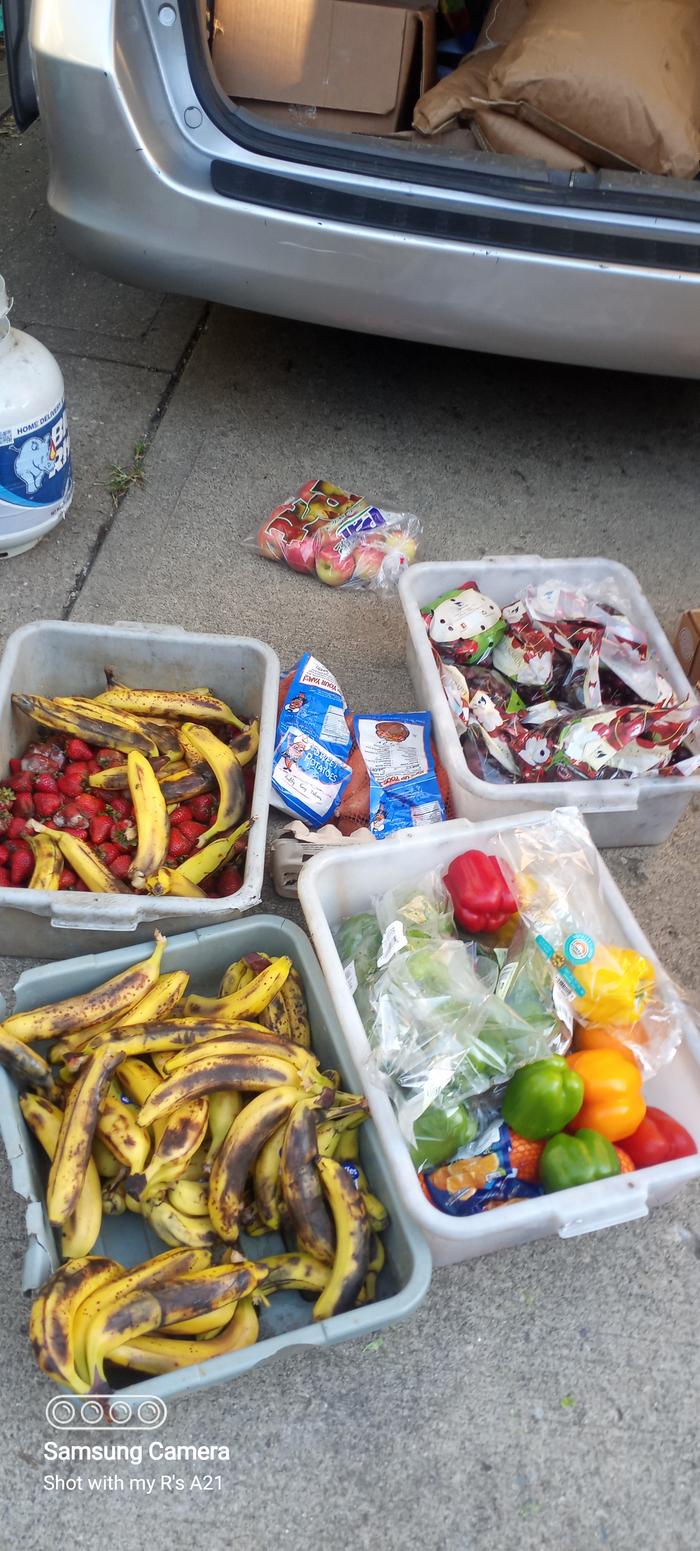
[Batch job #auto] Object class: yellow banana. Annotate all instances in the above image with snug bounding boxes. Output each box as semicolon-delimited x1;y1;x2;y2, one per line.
205;1090;242;1167
95;1093;151;1173
126;749;170;891
218;960;254;997
178;722;245;847
50;828;131;894
97;677;245;728
116;1057;161;1106
147;868;206;899
33;1256;122;1392
157;766;214;803
165;1301;236;1338
183;957;292;1022
72;1247;209;1384
27;831;63;890
12;692;158;757
129;1096;209;1199
0;1026;54;1090
163;1032;320;1079
142;1197;219;1250
362;1192;390;1234
253;1251;330;1297
20;1094;102;1257
253;1120;286;1231
230;720;259;766
280;967;312;1049
88;764;129;791
138;1052;302;1131
109;1297;259;1375
167;1178;210;1217
92;1136;123;1180
313;1156;371;1322
280;1100;335;1265
208;1085;300;1243
173;821;249;886
102;1182;127;1215
117;970;189;1029
357;1233;386;1306
47;1045;132;1224
4;933;165;1043
259;982;292;1041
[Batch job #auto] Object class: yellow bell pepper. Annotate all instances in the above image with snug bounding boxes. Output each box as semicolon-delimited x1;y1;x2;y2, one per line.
573;945;655;1028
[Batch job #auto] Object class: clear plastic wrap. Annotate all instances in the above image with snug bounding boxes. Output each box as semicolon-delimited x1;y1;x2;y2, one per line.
249;478;421;591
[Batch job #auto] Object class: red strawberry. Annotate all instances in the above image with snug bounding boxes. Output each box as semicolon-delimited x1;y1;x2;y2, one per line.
106;794;131;820
58;867;78;890
177;820;207;848
7;816;29;840
9;757;22;775
214;864;242;897
34;791;63;820
87;759;101;776
58;767;88;797
244;767;256;804
22;742;65;773
110;853;133;880
61;799;91;829
75;881;90;892
0;843;7;865
90;814;113;846
95;841;120;867
189;794;216;823
33;773;59;793
111;823;136;851
96;748;122;769
73;793;104;819
166;829;191;863
65;738;94;763
10;849;34;886
13;792;35;820
168;805;193;827
0;866;9;888
9;772;33;793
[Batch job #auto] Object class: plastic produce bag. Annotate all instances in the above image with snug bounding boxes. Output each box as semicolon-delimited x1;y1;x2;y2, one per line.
250;478;421;590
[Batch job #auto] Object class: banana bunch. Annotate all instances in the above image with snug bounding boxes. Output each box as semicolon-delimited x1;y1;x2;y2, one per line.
3;934;389;1392
12;672;259;896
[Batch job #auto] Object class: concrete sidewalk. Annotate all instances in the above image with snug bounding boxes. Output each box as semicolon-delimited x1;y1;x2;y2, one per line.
1;112;699;1551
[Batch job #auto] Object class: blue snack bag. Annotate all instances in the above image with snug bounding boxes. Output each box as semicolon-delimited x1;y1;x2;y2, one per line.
353;713;446;838
271;727;352;826
277;653;351;761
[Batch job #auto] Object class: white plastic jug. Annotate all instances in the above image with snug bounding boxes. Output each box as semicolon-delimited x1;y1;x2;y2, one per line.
0;276;73;558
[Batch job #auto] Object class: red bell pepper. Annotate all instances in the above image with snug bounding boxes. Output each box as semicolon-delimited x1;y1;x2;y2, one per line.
444;849;517;934
621;1106;697;1168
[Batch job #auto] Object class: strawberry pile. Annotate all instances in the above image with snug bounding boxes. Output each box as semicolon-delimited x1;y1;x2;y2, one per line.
0;737;252;896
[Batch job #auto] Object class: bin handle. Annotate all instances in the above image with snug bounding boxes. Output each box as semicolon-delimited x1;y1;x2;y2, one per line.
480;554;544;566
112;621;187;635
50;898;140;932
558;1181;648;1238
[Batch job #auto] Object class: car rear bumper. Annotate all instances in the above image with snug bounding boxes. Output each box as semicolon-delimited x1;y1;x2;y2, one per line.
31;1;700;375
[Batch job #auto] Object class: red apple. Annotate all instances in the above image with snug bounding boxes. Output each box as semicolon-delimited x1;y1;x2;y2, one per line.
285;532;318;574
352;542;386;584
315;540;356;587
257;517;291;561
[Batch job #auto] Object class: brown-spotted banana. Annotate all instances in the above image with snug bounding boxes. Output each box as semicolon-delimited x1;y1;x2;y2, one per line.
177;722;245;847
0;1026;55;1090
20;1093;103;1257
97;675;245;728
183;956;292;1022
108;1297;259;1376
128;1096;209;1199
280;1100;335;1265
27;831;63;890
137;1052;303;1131
208;1084;300;1242
312;1156;371;1322
72;1246;209;1385
11;692;159;757
126;750;170;891
4;933;165;1044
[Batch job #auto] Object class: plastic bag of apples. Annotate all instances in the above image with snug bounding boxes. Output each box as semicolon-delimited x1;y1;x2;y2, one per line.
250;478;421;590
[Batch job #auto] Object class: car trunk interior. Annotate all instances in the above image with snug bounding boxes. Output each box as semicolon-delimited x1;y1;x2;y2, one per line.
200;1;700;213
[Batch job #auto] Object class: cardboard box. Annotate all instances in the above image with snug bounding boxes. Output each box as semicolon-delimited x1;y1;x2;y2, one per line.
675;610;700;687
213;0;436;136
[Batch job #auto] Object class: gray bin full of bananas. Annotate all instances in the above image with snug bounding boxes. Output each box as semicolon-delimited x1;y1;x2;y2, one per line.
0;915;432;1403
0;618;280;957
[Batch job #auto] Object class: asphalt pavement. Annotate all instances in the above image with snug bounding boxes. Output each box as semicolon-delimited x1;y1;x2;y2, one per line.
1;99;699;1551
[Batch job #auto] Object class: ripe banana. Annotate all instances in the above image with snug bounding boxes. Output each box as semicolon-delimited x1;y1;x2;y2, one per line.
259;982;292;1041
137;1053;303;1130
109;1297;259;1376
178;722;245;847
95;1093;151;1173
167;1178;210;1217
173;822;249;887
97;676;245;729
208;1084;300;1242
126;749;170;891
129;1096;209;1199
157;766;214;803
68;1016;236;1068
50;828;132;894
183;957;292;1022
0;1026;54;1090
253;1251;330;1297
116;1057;161;1106
92;1136;123;1180
72;1247;209;1384
141;1197;219;1250
102;1182;127;1215
252;1121;286;1232
4;933;165;1044
313;1156;371;1322
27;831;63;890
163;1030;320;1079
88;765;129;791
357;1232;385;1306
165;1301;236;1338
279;966;312;1049
12;692;159;757
118;970;189;1029
230;720;259;766
148;868;206;899
20;1094;102;1257
205;1089;242;1168
218;960;254;997
362;1192;390;1234
33;1256;122;1392
280;1100;335;1265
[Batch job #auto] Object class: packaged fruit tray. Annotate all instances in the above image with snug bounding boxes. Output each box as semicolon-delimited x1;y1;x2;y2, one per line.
298;815;700;1267
0;620;280;956
0;917;431;1404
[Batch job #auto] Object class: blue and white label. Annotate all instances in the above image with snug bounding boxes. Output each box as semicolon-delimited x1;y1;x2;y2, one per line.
564;932;595;966
0;397;72;525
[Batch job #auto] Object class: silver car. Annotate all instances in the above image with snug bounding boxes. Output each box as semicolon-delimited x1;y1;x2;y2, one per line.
5;0;700;375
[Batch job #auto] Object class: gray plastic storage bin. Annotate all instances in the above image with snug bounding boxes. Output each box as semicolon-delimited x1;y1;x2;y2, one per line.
0;619;280;956
0;917;432;1405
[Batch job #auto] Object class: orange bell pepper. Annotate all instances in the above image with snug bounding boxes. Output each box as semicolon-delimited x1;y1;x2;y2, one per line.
566;1048;646;1143
573;1025;640;1067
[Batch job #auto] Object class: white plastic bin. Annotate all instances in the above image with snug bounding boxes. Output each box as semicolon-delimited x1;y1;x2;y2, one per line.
298;815;700;1267
0;619;280;957
399;556;700;847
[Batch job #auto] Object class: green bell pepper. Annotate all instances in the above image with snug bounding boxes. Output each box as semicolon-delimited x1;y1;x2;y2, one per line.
409;1099;477;1170
540;1128;621;1193
501;1055;584;1141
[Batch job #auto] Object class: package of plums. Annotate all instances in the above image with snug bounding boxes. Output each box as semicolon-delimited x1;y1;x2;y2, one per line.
248;479;421;590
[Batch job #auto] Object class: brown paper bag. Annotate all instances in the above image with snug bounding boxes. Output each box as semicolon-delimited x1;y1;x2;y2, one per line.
472;106;594;170
413;0;529;134
486;0;700;178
